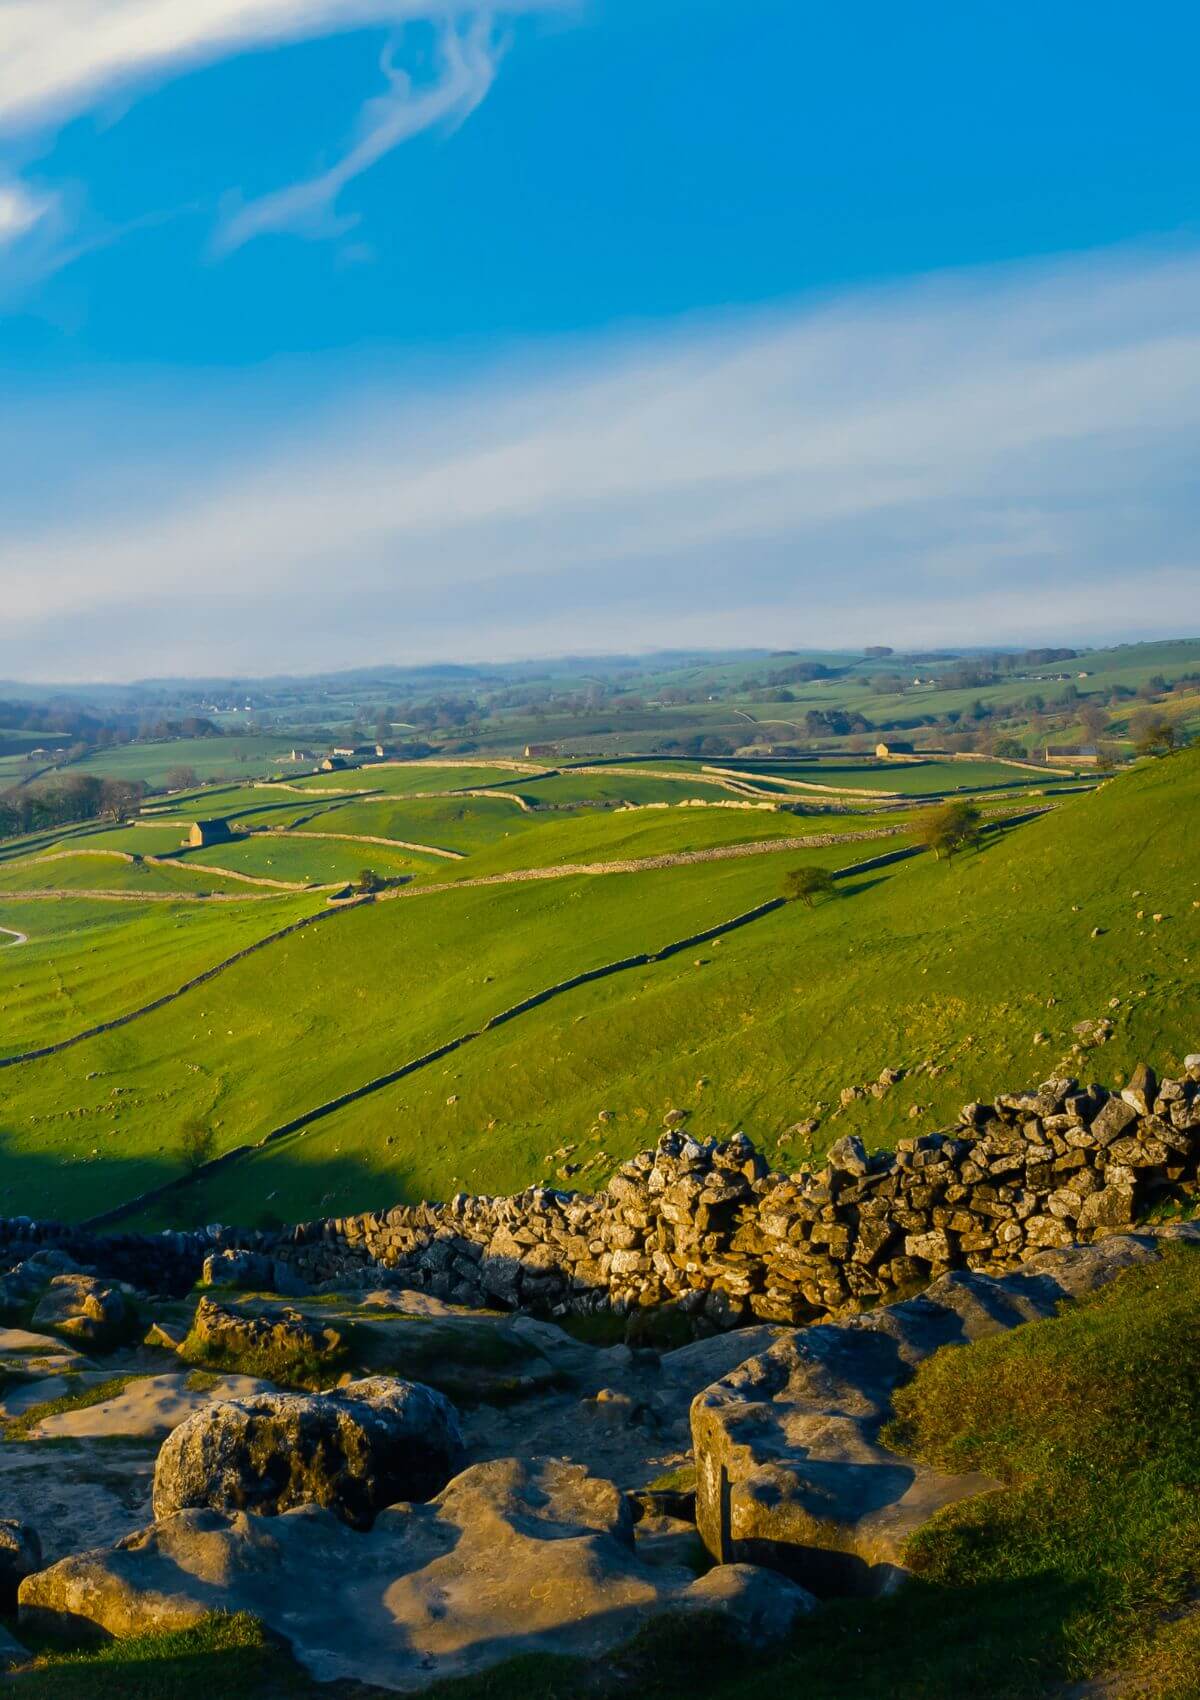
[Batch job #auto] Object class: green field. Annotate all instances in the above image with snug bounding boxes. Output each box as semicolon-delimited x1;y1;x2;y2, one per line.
64;736;301;785
723;758;1051;794
422;802;908;883
290;793;543;855
494;770;743;805
0;845;851;1221
166;834;436;886
0;852;264;898
142;750;1198;1228
0;891;320;1054
292;762;530;796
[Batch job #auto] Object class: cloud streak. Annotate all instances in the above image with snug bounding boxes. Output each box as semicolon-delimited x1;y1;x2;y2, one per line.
0;178;52;242
1;245;1198;678
217;15;500;250
0;1;561;132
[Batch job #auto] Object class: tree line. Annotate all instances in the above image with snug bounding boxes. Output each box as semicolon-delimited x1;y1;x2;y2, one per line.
0;775;147;839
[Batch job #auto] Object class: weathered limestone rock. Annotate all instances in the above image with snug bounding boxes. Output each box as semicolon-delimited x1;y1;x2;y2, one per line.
690;1235;1168;1594
683;1562;817;1643
20;1460;712;1690
152;1378;466;1529
31;1275;128;1348
182;1295;343;1369
691;1305;995;1595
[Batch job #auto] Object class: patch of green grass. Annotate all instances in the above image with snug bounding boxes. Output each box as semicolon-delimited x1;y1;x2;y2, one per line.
0;890;321;1056
882;1245;1200;1678
0;852;260;898
176;1325;344;1393
3;1374;144;1441
428;803;906;883
293;762;524;796
66;737;300;786
645;1464;697;1495
12;1610;315;1698
291;791;541;855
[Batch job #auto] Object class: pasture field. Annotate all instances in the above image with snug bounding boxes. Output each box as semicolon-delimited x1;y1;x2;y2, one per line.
0;852;265;898
292;762;532;796
0;753;44;785
65;736;299;785
0;846;853;1221
493;770;743;805
421;802;912;882
149;750;1199;1227
724;758;1051;793
0;891;320;1054
289;793;542;855
166;834;436;886
142;783;323;818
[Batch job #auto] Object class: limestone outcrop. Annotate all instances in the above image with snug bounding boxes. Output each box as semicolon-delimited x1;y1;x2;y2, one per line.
30;1274;129;1348
152;1378;466;1528
20;1459;814;1690
690;1231;1169;1592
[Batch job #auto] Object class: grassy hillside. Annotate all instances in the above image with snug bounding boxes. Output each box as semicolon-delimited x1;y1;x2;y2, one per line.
0;892;321;1053
66;736;298;785
1;847;848;1222
168;749;1198;1227
0;853;266;898
2;750;1194;1230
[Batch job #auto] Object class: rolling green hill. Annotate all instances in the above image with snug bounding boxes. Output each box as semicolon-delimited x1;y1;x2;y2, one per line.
1;750;1194;1232
150;750;1198;1229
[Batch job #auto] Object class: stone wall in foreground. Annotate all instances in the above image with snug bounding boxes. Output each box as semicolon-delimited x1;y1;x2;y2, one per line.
2;1059;1198;1325
275;1058;1200;1326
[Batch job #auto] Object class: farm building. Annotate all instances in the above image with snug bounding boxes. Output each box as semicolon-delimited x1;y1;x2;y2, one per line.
524;743;559;759
321;755;349;772
1044;745;1102;765
875;740;915;759
183;819;233;849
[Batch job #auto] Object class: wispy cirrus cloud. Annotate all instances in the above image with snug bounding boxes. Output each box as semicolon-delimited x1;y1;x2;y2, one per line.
0;1;562;132
0;1;569;272
216;15;501;251
1;245;1198;679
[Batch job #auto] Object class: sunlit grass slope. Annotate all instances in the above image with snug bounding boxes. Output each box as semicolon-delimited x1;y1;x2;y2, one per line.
0;892;321;1053
1;848;845;1222
177;751;1199;1225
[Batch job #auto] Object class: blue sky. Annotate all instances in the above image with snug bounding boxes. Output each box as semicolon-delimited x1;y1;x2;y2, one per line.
1;0;1198;679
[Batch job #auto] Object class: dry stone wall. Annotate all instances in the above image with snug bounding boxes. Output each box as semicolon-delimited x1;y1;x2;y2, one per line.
276;1058;1200;1326
3;1059;1198;1325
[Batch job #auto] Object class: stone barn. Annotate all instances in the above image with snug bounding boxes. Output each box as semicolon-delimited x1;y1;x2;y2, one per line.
875;740;915;759
184;819;233;849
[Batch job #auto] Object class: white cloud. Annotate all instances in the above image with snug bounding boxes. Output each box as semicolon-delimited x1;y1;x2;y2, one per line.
0;178;52;242
217;15;499;250
1;245;1198;678
0;1;563;132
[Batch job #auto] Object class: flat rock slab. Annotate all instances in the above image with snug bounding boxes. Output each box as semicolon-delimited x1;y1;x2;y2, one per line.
29;1373;275;1441
691;1235;1168;1595
0;1447;155;1564
0;1328;86;1356
0;1371;115;1421
19;1457;814;1691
